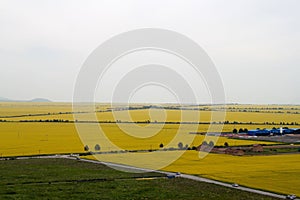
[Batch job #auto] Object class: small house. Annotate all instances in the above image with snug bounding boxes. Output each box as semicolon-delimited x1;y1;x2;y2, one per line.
251;144;264;152
225;148;245;156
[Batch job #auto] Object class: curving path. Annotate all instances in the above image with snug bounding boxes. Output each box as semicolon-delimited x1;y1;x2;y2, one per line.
11;155;298;200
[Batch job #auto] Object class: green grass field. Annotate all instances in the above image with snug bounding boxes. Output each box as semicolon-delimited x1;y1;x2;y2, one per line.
0;158;279;200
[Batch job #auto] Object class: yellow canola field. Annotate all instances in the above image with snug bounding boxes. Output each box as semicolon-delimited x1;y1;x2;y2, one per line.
0;102;109;117
164;152;300;197
0;102;73;117
84;152;300;197
0;123;275;156
3;109;300;125
100;109;300;124
1;103;299;125
0;123;83;156
96;123;276;150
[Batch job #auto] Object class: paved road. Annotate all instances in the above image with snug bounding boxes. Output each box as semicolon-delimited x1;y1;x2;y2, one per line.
77;158;295;200
180;174;289;199
10;155;298;200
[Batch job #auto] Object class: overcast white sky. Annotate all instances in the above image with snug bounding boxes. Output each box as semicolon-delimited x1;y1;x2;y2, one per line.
0;0;299;104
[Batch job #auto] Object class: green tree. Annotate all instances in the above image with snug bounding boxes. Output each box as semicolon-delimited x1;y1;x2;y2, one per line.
94;144;101;151
202;141;208;146
84;145;89;151
178;142;183;149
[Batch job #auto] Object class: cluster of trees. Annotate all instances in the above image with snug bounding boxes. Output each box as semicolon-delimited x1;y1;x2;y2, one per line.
112;121;299;125
201;141;215;147
12;119;299;126
232;128;248;133
20;119;70;122
84;144;101;152
83;141;232;154
159;142;188;150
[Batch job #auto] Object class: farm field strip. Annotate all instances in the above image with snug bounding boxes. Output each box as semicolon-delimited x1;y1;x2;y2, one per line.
83;151;300;197
1;103;300;124
0;122;277;157
2;109;300;124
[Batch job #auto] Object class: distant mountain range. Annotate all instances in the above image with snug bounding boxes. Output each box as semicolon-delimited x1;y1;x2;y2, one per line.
0;97;52;102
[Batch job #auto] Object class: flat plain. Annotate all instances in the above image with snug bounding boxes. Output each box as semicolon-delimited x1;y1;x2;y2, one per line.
0;102;299;197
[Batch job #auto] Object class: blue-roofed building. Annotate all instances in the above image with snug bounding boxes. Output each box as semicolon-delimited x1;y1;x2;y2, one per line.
248;129;270;136
248;128;300;136
293;129;300;134
270;129;281;135
283;128;297;134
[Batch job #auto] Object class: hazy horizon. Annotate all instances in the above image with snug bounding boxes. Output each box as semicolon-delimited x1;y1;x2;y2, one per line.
1;0;299;104
1;96;300;106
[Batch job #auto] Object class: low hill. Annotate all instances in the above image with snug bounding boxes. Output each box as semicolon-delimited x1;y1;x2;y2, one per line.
0;97;52;102
29;98;52;102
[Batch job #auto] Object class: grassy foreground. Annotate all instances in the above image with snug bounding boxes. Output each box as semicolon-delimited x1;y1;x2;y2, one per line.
0;158;279;200
84;151;300;197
